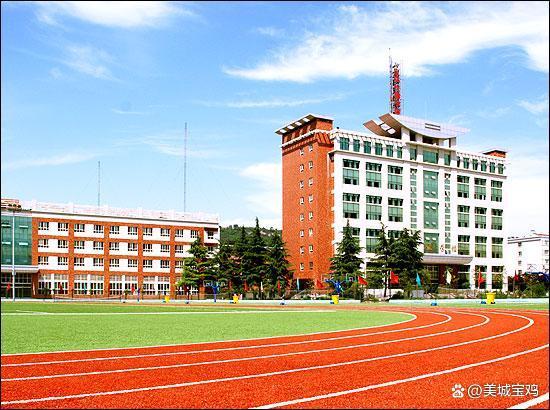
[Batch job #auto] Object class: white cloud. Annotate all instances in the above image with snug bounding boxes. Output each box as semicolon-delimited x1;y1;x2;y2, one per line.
517;96;549;115
111;109;147;115
476;106;511;119
197;94;345;108
238;162;282;219
224;2;549;82
255;26;285;38
2;152;97;170
35;1;192;28
63;45;116;80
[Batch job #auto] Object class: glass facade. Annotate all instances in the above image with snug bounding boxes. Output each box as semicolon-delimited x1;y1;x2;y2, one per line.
1;214;32;265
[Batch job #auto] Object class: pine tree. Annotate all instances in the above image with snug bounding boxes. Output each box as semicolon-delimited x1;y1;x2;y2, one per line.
232;226;248;289
370;223;394;297
389;229;423;298
330;220;362;285
266;231;292;297
176;237;213;296
242;218;267;295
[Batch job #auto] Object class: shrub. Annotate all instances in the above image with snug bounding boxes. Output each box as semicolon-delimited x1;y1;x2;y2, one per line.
390;291;404;299
525;283;547;298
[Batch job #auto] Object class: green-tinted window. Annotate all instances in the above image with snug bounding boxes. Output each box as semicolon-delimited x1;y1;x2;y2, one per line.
340;137;349;150
343;159;359;169
410;147;417;160
1;215;32;265
457;156;461;167
424;233;439;254
343;169;359;185
423;171;438;198
386;145;394;157
474;178;487;200
458;235;470;255
492;237;503;258
491;180;503;202
351;227;360;237
353;139;360;152
490;162;496;173
475;207;487;229
388;165;403;190
497;164;504;174
444;153;451;166
424;202;439;229
364;141;371;154
423;149;438;164
463;158;470;169
475;236;487;258
491;209;503;230
472;159;479;170
343;193;360;219
457;175;469;198
458;205;470;228
388;198;403;222
481;161;487;172
397;146;403;158
365;229;381;253
366;162;382;188
375;143;383;155
366;196;382;220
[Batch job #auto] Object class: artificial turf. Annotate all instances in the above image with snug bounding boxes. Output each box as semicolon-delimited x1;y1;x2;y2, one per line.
0;302;411;354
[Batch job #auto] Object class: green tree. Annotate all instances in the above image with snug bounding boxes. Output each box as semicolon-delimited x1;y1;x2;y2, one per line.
330;220;363;286
266;231;293;297
370;223;394;297
389;229;424;298
242;218;267;297
176;237;213;298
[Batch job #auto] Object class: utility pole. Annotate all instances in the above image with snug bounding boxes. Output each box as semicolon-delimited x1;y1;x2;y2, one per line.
11;210;15;301
184;123;187;212
97;161;101;207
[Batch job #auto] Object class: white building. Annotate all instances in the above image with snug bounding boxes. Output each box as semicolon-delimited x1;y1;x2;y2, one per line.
506;232;549;277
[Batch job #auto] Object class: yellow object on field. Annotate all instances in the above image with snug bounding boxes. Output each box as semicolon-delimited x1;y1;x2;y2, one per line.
331;295;339;305
233;295;239;304
164;296;170;303
486;292;496;304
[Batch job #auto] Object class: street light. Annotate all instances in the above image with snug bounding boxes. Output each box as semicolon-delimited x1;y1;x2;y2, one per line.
11;210;15;302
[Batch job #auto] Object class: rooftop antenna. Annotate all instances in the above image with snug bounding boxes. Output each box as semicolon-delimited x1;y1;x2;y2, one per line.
184;122;187;212
97;161;101;207
389;49;402;115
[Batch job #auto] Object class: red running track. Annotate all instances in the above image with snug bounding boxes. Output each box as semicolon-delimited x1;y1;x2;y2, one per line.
1;307;548;409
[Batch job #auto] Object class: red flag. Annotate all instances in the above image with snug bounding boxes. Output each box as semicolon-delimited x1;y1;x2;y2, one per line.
358;276;368;286
478;271;485;285
277;281;281;291
244;282;248;292
131;284;135;294
58;282;63;292
390;271;399;285
315;279;324;288
6;283;11;292
513;273;519;281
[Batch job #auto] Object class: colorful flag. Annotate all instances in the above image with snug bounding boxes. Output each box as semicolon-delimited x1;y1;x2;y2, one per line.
58;282;63;292
513;273;519;281
446;271;452;285
260;281;264;293
416;273;421;287
478;271;485;285
131;284;135;294
390;271;399;285
244;282;248;292
315;279;324;288
297;278;300;291
358;276;368;286
6;282;11;292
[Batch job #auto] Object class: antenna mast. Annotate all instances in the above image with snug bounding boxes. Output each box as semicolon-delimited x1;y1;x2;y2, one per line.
97;161;101;207
389;51;402;115
184;122;187;212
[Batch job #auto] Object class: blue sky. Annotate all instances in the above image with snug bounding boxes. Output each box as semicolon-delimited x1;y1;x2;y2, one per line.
1;1;548;234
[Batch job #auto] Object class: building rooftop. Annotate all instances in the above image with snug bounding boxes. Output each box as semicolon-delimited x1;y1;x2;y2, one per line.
275;113;333;135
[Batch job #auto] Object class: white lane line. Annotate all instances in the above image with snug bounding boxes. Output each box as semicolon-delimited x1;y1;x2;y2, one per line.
253;345;549;409
2;313;486;381
508;392;549;409
1;310;417;357
1;310;334;316
2;312;426;366
0;311;533;405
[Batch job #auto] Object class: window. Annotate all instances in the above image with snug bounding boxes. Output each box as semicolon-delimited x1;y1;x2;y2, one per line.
128;242;138;252
475;207;487;229
299;197;304;205
457;156;461;167
497;164;504;174
474;178;487;200
299;180;304;189
481;161;487;172
458;205;470;228
424;171;438;198
366;229;381;253
375;143;383;155
207;231;215;240
128;259;138;268
93;241;103;251
161;244;170;253
366;195;382;220
386;145;394;157
340;137;350;150
472;159;479;170
94;225;103;234
491;180;503;202
110;226;119;235
424;202;439;228
492;238;503;258
343;193;360;219
300;230;304;237
309;262;314;270
309;228;313;236
175;229;184;237
410;147;417;160
38;256;49;265
38;239;48;248
388;198;404;222
299;164;304;172
489;162;496;173
58;222;69;232
308;178;313;186
110;258;120;268
143;260;153;268
491;209;503;230
423;149;438;164
308;194;313;203
74;223;85;232
93;258;104;267
38;221;49;231
74;257;84;267
143;243;152;253
58;256;68;266
364;141;371;154
308;144;313;152
161;260;170;269
350;227;360;237
475;237;487;258
353;139;360;152
309;245;313;253
161;228;170;237
143;227;153;236
300;246;304;254
458;235;470;255
388;166;403;190
74;240;84;250
109;242;119;251
463;158;470;169
300;263;304;271
424;233;439;253
128;226;138;236
444;153;451;166
308;160;313;169
58;239;68;249
397;146;403;159
175;245;185;253
300;214;304;221
175;260;184;269
309;211;313;220
299;148;304;156
366;162;382;187
457;175;470;198
191;230;199;239
343;159;360;185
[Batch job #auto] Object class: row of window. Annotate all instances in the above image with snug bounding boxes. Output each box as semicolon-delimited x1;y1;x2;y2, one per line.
458;236;504;258
338;138;505;175
299;245;314;254
37;222;212;238
299;212;314;221
298;178;314;188
298;144;314;156
37;256;186;269
299;261;314;271
299;161;314;172
37;239;199;253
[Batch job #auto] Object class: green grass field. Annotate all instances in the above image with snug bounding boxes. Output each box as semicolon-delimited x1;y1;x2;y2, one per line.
0;302;411;354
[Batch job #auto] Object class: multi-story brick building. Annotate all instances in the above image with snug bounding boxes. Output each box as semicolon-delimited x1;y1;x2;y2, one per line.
277;113;508;290
1;199;219;298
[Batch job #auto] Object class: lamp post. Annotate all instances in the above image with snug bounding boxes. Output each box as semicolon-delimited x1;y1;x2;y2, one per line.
11;210;16;302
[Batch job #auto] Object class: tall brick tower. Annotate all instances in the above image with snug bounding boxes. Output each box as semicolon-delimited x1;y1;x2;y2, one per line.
276;114;334;286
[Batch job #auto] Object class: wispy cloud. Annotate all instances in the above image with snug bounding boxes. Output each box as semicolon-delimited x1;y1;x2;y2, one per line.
255;26;285;38
476;106;511;119
2;152;98;170
111;109;147;115
224;2;549;82
34;1;194;29
196;94;346;108
517;95;549;115
238;162;282;222
63;45;116;80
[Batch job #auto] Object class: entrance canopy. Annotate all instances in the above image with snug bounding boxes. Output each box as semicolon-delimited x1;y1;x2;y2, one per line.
422;254;473;265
